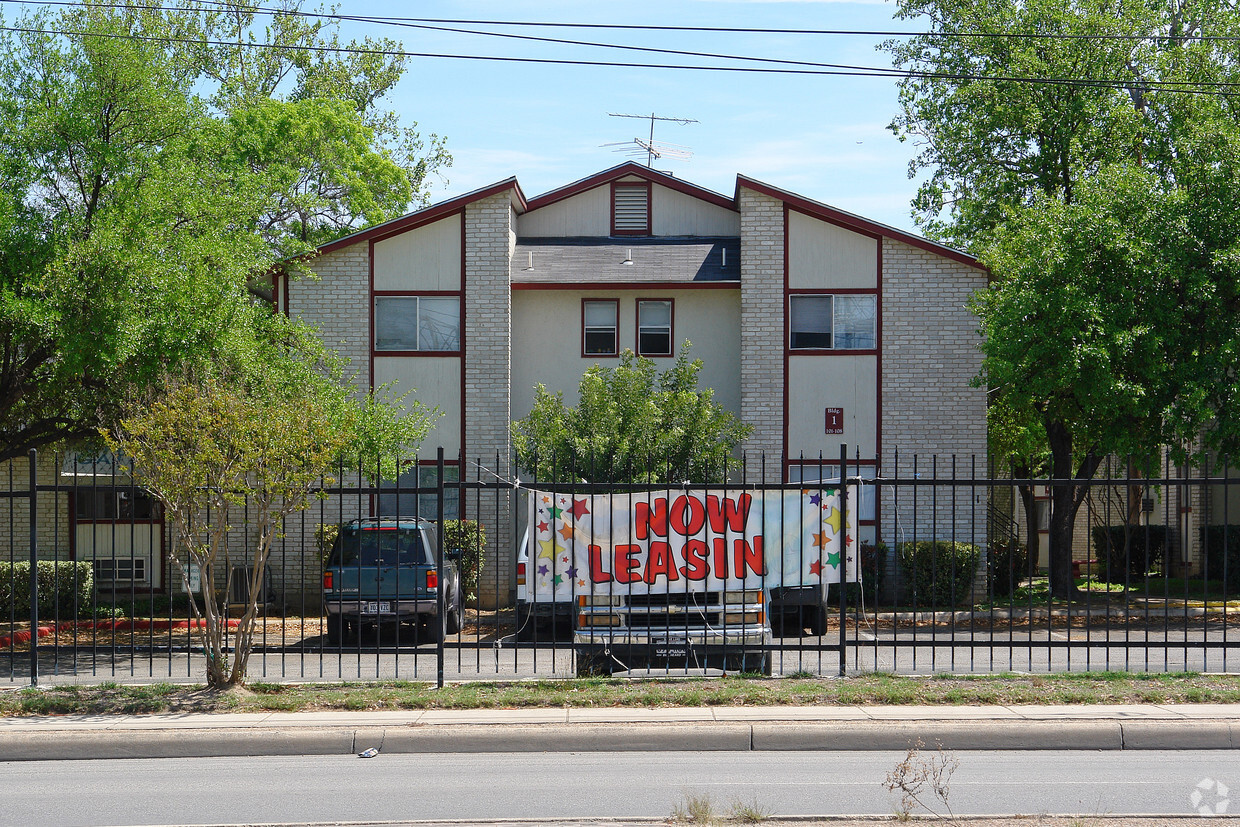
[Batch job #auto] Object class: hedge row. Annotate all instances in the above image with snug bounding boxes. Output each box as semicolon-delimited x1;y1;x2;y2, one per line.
0;560;94;619
896;540;981;608
1090;525;1168;582
1200;525;1240;591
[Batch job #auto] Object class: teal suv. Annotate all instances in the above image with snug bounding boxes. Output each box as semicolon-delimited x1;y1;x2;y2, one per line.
322;518;462;644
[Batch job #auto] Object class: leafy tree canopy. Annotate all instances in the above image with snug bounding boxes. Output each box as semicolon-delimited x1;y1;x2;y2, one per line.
108;308;438;687
886;0;1240;597
0;1;450;462
512;344;753;485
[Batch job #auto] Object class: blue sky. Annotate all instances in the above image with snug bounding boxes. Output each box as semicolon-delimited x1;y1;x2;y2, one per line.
338;1;927;232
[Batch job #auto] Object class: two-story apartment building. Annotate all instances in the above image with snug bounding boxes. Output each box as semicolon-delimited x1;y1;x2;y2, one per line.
7;162;988;610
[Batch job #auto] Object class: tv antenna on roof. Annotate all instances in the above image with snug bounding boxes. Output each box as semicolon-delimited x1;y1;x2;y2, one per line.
603;112;698;167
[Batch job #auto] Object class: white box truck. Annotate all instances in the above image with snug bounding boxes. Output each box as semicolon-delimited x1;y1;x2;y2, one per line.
520;484;858;675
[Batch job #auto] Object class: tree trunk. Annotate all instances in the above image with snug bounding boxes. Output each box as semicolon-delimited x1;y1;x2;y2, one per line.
1046;422;1082;600
1018;482;1039;577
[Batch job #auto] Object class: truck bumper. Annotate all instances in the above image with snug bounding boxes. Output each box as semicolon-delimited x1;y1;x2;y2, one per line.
573;627;771;675
324;599;438;621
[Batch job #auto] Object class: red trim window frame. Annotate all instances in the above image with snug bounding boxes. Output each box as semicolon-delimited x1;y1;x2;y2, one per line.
372;291;463;356
581;298;619;357
611;181;652;236
787;289;879;355
635;298;674;357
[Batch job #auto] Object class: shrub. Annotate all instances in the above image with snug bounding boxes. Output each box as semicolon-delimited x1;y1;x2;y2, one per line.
896;541;981;608
441;519;486;604
1200;525;1240;592
987;539;1028;598
0;560;94;619
1091;525;1168;583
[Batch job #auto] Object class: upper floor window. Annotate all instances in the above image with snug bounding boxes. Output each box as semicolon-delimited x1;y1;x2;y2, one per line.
789;294;876;351
583;299;619;356
612;182;651;236
636;299;673;356
374;296;461;352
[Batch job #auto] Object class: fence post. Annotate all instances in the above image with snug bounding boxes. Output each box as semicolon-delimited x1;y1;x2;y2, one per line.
436;447;445;689
838;443;848;678
28;448;37;687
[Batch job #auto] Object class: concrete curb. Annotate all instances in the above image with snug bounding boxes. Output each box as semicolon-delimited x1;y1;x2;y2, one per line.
3;718;1236;760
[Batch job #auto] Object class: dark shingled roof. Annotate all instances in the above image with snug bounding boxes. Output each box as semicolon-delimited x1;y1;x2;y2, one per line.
512;237;741;284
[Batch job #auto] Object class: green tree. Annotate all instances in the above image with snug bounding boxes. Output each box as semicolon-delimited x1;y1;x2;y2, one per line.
108;312;437;687
887;0;1240;597
512;344;752;485
0;1;449;461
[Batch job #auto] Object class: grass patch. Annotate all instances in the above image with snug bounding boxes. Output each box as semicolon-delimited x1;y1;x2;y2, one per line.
6;671;1240;716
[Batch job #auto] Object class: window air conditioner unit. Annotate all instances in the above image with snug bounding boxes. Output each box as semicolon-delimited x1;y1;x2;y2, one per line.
93;557;147;583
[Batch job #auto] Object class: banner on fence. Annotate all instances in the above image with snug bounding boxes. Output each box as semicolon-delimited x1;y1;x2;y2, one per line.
527;487;858;597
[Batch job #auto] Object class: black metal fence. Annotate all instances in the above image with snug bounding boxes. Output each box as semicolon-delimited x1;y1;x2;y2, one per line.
4;446;1240;685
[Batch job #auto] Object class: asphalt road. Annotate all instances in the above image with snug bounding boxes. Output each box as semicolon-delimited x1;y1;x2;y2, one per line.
3;749;1239;826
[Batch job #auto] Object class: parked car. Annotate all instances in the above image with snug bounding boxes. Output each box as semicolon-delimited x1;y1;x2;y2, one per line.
322;517;461;645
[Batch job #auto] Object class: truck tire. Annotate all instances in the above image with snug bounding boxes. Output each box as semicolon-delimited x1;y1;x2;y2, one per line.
575;648;611;677
515;605;536;641
445;604;461;635
809;603;829;636
326;615;352;646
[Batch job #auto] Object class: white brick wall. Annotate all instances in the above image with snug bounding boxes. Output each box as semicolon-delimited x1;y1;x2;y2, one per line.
464;193;515;608
879;238;989;597
288;244;371;394
738;187;786;482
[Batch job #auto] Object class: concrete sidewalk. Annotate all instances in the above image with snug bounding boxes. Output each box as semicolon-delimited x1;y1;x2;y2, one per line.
2;703;1239;760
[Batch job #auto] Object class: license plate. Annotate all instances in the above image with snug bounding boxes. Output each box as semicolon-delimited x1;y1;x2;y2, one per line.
364;601;392;614
654;646;687;658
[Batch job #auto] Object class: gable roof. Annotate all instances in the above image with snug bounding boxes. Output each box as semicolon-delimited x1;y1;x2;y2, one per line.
307;163;980;272
524;161;736;213
735;175;983;270
315;177;527;255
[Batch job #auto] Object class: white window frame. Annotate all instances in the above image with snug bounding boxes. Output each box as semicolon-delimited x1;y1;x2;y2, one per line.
789;293;877;351
636;299;673;357
374;296;461;352
582;299;619;356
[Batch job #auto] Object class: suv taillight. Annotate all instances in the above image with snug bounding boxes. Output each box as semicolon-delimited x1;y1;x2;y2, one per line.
516;561;525;586
323;571;333;591
426;570;438;590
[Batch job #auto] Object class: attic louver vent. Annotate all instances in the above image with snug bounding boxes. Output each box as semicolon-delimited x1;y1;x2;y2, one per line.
613;184;650;235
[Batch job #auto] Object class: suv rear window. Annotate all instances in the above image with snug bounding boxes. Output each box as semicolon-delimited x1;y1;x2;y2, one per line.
329;527;428;566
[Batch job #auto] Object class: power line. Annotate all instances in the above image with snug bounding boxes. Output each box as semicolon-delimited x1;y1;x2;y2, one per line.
9;1;1240;43
1;18;1238;96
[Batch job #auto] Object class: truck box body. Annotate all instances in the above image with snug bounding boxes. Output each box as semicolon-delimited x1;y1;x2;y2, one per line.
523;486;857;674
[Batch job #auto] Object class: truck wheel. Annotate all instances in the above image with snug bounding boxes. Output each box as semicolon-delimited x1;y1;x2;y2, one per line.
326;615;351;646
809;604;829;637
575;649;611;677
445;604;461;635
515;605;536;641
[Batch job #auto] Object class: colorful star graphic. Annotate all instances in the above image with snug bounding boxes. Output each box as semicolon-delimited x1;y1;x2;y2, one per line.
537;537;557;559
548;504;564;520
809;492;821;505
568;498;590;519
557;523;575;541
811;531;829;549
537;520;549;533
537;564;548;576
541;495;550;504
553;573;563;586
823;507;842;534
809;559;823;576
566;566;578;579
827;551;841;567
578;579;587;588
